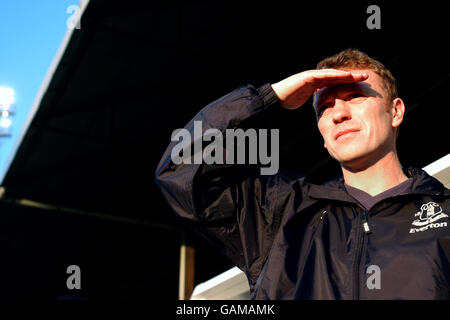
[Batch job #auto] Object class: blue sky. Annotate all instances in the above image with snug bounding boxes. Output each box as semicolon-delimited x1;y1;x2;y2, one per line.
0;0;79;183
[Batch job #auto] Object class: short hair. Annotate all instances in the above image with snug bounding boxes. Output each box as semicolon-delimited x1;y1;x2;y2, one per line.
313;48;398;108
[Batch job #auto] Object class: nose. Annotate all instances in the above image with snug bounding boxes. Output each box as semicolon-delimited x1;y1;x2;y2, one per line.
332;99;351;124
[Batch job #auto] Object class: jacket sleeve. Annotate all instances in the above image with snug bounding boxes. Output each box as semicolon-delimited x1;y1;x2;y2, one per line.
155;83;297;284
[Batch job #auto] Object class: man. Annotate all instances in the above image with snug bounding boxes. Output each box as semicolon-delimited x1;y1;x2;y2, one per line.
155;49;450;299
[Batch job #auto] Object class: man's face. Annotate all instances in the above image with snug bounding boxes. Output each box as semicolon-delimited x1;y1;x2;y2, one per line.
315;69;397;170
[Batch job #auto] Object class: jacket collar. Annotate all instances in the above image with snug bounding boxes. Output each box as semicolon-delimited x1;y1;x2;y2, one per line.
407;167;450;196
307;176;355;203
307;167;449;202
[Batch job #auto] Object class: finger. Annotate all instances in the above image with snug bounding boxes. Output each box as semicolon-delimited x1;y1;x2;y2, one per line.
312;72;369;88
313;70;368;81
309;69;352;80
349;71;369;80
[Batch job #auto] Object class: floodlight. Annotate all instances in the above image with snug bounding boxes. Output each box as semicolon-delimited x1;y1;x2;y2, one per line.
0;87;14;108
0;87;15;137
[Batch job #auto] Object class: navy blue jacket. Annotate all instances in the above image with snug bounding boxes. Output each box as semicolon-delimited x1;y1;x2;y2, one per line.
155;83;450;299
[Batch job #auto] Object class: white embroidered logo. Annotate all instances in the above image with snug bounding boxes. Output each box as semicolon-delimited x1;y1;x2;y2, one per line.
409;202;448;233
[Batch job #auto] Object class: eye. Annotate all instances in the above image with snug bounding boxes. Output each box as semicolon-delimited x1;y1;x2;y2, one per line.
348;93;365;100
317;103;331;116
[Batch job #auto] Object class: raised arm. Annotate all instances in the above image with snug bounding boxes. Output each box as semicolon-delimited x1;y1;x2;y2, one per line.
155;69;368;284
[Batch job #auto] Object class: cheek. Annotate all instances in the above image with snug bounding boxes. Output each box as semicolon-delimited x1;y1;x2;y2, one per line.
360;108;390;140
317;120;327;139
317;120;333;147
369;104;390;125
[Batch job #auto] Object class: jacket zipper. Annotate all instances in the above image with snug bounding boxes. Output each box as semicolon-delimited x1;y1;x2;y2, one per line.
361;210;371;235
352;209;370;299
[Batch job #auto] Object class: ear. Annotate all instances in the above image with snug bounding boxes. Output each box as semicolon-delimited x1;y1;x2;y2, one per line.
391;98;405;128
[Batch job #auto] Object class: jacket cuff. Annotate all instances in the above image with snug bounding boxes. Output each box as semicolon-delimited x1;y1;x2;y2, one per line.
257;83;280;109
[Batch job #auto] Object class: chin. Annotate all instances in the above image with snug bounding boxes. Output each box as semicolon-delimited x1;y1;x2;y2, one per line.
330;145;363;161
339;150;385;172
332;150;372;171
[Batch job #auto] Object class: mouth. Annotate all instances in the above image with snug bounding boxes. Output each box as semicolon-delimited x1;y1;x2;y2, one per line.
335;129;359;141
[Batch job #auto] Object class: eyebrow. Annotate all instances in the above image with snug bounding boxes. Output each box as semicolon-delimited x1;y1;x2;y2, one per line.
315;82;383;109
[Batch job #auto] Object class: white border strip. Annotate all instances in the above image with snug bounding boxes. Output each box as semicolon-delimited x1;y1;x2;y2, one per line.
422;153;450;176
191;266;244;297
